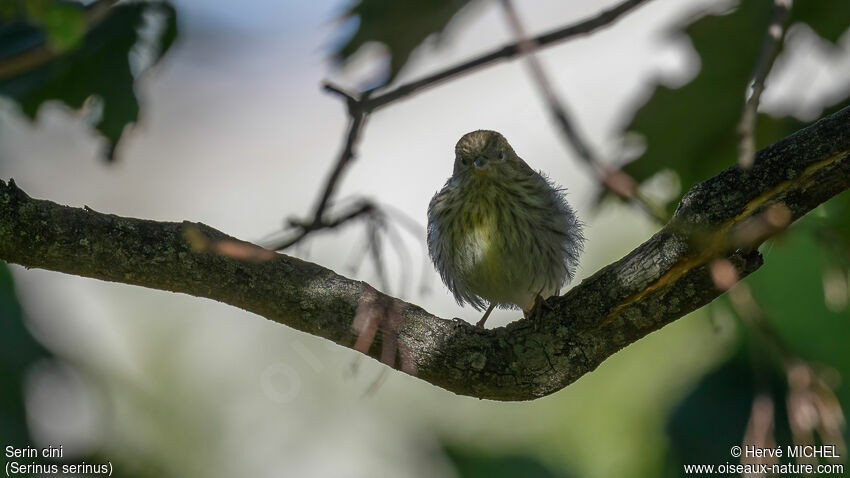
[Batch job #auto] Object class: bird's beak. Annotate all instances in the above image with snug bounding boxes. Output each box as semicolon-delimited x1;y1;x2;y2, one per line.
473;156;489;176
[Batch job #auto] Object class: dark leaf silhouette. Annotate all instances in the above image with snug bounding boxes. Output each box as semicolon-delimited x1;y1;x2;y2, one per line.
333;0;479;85
0;1;178;161
614;0;850;211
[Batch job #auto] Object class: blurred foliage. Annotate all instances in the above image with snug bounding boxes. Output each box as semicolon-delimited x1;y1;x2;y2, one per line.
0;0;178;161
664;339;795;475
333;0;480;85
3;0;87;52
0;261;166;477
0;262;49;446
613;1;850;474
616;0;850;215
749;221;850;378
444;445;574;478
727;226;849;472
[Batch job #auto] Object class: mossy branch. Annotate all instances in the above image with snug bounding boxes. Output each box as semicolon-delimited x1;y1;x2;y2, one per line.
2;106;850;400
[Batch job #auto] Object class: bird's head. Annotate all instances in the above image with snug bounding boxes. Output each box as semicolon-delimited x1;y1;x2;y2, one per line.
453;130;520;180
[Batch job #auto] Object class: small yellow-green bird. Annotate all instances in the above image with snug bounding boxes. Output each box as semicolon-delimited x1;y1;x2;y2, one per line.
427;130;584;327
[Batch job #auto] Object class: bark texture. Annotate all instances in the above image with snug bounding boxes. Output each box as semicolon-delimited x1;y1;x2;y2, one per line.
2;106;850;401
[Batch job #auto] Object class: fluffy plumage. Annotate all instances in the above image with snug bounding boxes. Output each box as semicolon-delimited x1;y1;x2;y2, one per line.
427;130;584;319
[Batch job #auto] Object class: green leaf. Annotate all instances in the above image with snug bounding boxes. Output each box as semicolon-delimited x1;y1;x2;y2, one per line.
0;1;179;161
157;2;178;58
619;0;774;208
688;207;850;467
25;0;87;52
746;220;850;405
677;214;850;473
664;343;794;475
666;349;755;469
813;193;850;258
0;2;24;22
613;0;850;215
333;0;478;85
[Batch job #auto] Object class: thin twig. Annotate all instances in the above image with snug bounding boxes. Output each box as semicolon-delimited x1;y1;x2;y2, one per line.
359;0;653;113
379;203;433;295
499;0;667;223
367;219;390;292
275;0;656;249
499;0;592;162
382;220;413;298
268;86;371;250
311;85;370;224
737;0;793;169
268;200;375;250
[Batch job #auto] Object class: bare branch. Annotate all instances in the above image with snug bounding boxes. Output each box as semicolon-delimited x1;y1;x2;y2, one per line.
273;0;656;248
310;85;370;225
2;105;849;400
737;0;793;169
266;86;371;251
499;0;667;222
499;0;593;164
270;200;375;251
359;0;654;112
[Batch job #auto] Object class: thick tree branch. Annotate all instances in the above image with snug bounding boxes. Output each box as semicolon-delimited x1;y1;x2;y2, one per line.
2;106;850;401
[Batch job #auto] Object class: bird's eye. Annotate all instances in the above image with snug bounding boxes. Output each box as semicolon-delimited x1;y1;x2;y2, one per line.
498;150;504;160
458;156;468;165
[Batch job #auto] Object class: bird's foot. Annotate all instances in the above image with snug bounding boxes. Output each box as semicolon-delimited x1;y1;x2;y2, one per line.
476;303;497;328
526;294;555;321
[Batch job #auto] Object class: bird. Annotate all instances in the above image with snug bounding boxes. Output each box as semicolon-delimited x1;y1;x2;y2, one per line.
427;130;584;328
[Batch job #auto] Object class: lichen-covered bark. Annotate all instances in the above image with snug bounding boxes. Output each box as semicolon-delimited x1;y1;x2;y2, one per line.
2;106;850;401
